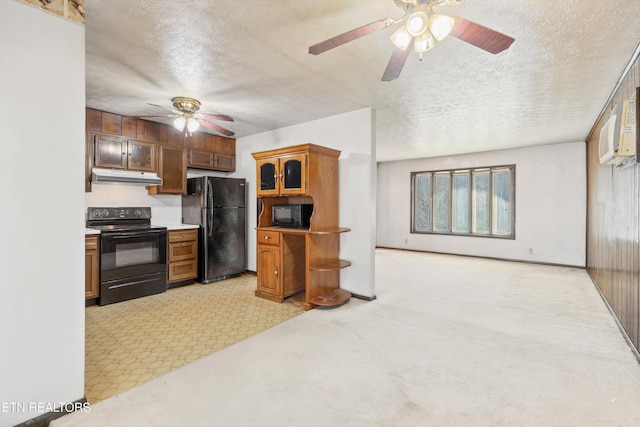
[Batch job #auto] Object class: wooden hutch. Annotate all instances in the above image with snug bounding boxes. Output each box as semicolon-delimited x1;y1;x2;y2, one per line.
253;144;351;310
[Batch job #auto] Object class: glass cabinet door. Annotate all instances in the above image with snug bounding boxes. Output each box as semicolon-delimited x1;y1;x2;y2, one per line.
279;154;307;195
127;140;157;172
257;159;279;196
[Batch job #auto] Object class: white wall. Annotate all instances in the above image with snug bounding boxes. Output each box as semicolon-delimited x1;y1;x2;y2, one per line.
377;142;586;267
0;2;85;426
84;170;230;225
237;109;377;299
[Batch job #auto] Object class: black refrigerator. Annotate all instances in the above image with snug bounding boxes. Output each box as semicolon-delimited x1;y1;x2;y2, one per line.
182;177;246;283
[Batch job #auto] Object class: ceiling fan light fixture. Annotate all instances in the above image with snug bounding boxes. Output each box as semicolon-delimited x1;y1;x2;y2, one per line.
429;14;455;41
187;117;200;133
414;30;435;53
407;11;429;37
390;26;412;50
173;116;186;131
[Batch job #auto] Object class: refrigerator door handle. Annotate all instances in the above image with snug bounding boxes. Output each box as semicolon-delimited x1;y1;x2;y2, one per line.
207;179;214;209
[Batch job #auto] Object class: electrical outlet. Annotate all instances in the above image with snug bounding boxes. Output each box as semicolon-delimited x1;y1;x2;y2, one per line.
404;238;408;244
529;248;534;254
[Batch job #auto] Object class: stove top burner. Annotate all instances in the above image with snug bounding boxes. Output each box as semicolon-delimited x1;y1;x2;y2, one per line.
88;224;167;232
86;207;165;232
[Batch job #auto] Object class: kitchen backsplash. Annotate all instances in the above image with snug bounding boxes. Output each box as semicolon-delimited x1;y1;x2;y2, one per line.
84;184;182;225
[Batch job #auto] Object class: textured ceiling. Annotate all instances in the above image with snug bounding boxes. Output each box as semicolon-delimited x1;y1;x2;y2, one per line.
85;0;640;162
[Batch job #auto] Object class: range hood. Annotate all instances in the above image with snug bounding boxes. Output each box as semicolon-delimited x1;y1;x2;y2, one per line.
92;168;162;186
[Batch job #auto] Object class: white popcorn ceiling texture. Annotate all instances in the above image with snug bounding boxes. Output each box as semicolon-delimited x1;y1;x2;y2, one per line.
85;0;640;161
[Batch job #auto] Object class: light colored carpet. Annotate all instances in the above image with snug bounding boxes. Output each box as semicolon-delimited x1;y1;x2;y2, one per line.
55;249;640;426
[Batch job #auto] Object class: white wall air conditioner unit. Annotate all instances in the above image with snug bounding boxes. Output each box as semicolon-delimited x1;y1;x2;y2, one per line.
599;100;636;165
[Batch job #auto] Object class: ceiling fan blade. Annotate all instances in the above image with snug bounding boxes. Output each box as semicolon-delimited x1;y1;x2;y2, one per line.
196;112;234;122
147;102;179;113
197;119;235;137
309;18;395;55
135;114;179;118
381;39;414;82
449;17;515;54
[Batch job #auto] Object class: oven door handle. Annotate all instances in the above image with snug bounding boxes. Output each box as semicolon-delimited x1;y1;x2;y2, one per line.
104;230;166;239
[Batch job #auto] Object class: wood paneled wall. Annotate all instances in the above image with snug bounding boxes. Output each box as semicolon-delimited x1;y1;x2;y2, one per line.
586;56;640;352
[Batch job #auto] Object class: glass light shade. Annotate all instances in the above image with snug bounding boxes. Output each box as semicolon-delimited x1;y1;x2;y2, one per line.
391;26;412;50
407;11;429;37
187;117;200;133
429;14;455;41
173;116;186;131
414;31;435;53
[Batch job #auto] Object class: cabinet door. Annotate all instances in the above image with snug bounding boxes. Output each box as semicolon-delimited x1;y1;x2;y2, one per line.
154;146;187;194
85;236;99;299
127;139;157;172
214;153;236;172
257;244;280;295
279;154;307;195
188;149;214;169
256;158;280;196
94;134;126;169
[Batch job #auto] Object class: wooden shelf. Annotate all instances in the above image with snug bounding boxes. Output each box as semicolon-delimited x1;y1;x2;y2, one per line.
309;289;351;307
309;260;351;271
308;227;351;235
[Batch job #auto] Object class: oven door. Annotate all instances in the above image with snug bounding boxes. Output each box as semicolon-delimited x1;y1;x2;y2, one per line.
99;229;167;305
100;229;167;281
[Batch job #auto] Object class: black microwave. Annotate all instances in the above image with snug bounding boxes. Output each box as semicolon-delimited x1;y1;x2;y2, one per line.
272;204;313;229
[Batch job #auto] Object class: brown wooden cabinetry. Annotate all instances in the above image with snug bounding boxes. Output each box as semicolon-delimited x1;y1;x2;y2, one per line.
256;230;281;299
256;153;307;196
149;145;187;195
86;107;237;193
187;141;235;172
85;235;99;300
92;134;157;172
253;144;351;310
168;229;198;285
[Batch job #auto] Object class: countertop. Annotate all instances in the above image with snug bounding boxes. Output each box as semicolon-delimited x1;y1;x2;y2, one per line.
158;224;200;231
84;224;199;234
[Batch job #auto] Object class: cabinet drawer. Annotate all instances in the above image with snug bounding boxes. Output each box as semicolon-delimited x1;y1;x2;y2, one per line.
85;235;99;250
168;259;198;283
169;229;198;243
257;230;280;245
169;240;197;262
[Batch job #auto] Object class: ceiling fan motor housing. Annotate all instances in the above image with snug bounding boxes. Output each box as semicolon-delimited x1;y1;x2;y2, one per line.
171;97;201;114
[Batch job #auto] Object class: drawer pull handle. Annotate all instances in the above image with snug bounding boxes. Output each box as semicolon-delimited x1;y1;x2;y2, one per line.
264;235;271;240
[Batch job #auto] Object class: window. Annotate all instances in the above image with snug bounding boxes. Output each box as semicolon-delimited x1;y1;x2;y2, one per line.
411;165;515;238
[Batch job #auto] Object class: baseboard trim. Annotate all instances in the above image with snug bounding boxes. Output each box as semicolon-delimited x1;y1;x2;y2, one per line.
350;292;376;301
12;397;88;427
375;246;585;269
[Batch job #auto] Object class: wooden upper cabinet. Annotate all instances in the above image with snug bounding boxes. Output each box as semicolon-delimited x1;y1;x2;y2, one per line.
127;139;157;172
94;134;127;169
149;145;187;195
93;134;156;172
86;108;236;193
214;153;235;172
255;154;307;196
188;149;214;169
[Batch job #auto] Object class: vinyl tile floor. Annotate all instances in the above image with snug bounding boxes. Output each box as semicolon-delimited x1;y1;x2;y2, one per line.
84;274;304;403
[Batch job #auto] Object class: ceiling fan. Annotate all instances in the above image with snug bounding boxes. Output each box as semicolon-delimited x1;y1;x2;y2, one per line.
308;0;515;81
137;97;235;137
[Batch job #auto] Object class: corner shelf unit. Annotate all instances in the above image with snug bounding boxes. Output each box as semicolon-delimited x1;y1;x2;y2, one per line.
253;144;351;310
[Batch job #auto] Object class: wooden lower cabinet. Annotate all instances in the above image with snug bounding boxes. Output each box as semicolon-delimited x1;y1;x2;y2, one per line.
255;230;306;302
85;235;99;300
168;229;198;285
